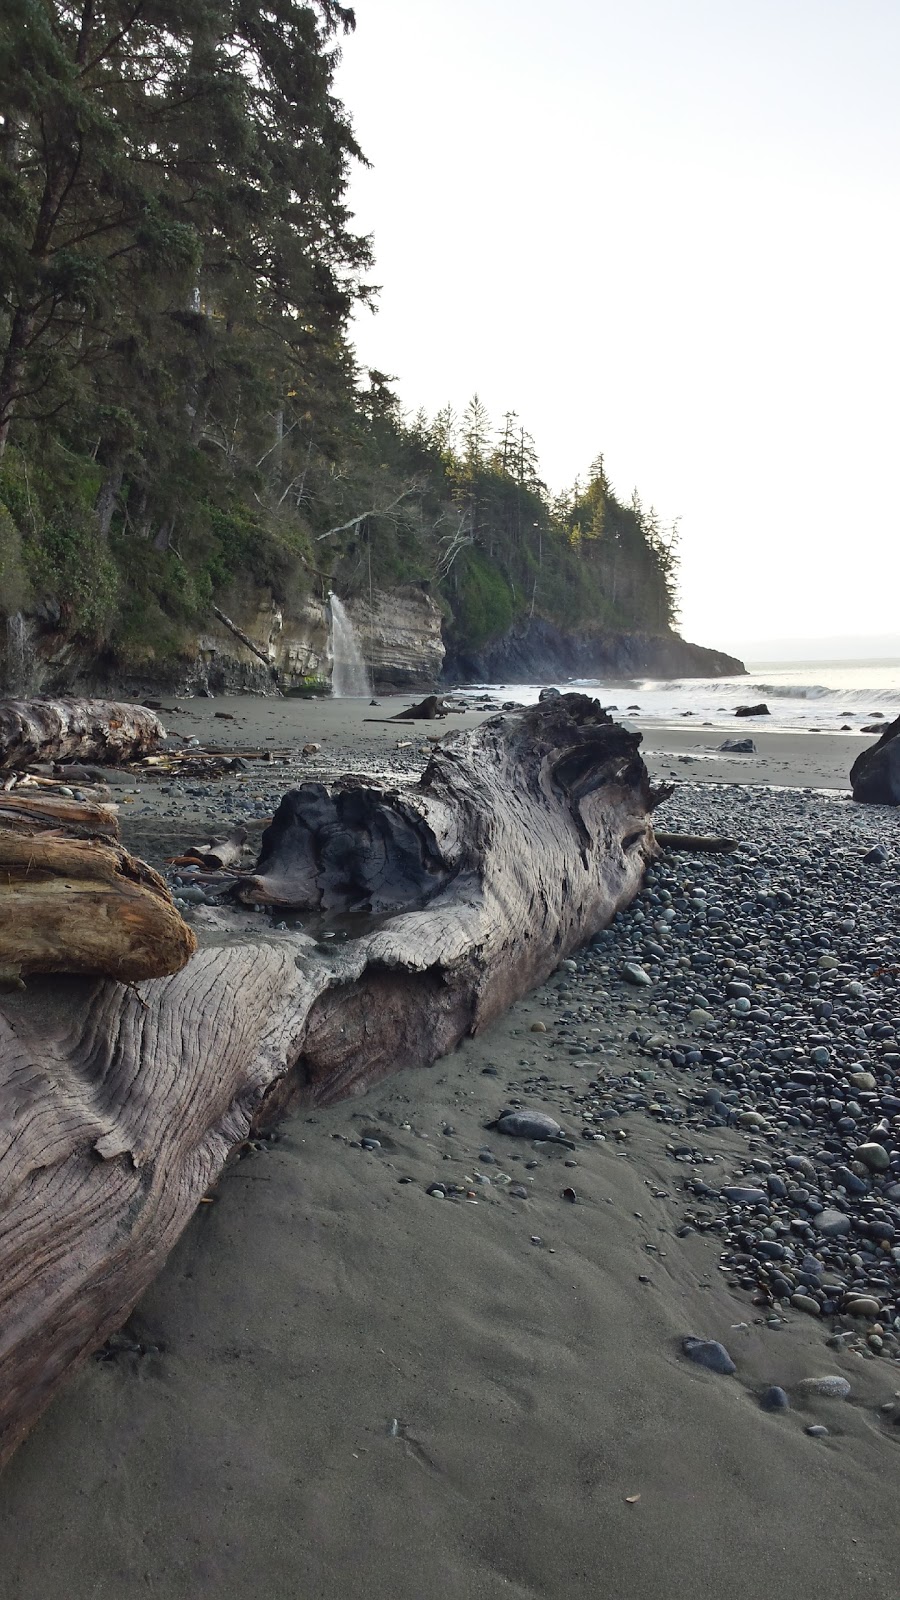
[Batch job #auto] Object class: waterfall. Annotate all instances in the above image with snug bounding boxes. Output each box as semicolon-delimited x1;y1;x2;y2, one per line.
329;594;372;697
6;612;36;695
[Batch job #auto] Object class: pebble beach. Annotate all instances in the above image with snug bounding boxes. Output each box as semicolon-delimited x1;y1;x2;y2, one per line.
1;692;898;1599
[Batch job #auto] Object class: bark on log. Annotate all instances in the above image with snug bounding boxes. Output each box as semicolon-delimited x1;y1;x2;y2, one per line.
0;699;165;771
0;694;665;1467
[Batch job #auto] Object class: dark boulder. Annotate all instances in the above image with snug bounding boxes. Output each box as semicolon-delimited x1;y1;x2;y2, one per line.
850;714;900;806
734;703;770;717
719;737;755;753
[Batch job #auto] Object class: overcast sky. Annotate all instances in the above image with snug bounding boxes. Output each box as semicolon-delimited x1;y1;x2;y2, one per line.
335;0;900;657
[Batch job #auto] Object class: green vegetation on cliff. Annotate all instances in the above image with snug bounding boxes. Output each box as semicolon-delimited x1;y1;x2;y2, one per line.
0;2;679;673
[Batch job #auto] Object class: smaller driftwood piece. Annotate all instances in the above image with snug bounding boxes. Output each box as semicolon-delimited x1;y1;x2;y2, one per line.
0;694;666;1468
0;791;196;982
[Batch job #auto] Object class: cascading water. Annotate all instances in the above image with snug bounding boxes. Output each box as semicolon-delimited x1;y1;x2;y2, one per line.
5;612;36;695
329;594;372;697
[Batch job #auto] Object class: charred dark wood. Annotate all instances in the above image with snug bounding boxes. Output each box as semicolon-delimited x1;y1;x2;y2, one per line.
0;694;664;1468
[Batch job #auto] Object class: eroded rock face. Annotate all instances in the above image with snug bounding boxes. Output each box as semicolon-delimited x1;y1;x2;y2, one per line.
443;618;745;682
2;584;445;695
347;585;445;689
850;714;900;805
195;593;330;692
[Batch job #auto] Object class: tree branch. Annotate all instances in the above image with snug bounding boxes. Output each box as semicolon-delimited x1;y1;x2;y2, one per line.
315;484;420;541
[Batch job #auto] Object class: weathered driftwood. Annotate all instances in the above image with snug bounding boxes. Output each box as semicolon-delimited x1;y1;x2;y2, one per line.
390;693;449;720
0;790;119;840
0;798;196;981
0;698;165;771
0;694;665;1467
169;827;249;872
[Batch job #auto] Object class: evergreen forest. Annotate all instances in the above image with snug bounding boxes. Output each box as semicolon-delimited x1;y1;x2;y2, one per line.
0;1;680;675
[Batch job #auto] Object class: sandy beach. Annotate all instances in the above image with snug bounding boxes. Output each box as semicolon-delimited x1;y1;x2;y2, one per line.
0;692;898;1600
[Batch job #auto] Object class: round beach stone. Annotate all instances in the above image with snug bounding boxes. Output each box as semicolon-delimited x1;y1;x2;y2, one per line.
797;1375;851;1399
495;1110;566;1141
855;1142;891;1172
759;1385;790;1411
791;1293;821;1315
621;963;652;986
682;1337;736;1375
721;1186;767;1205
844;1296;881;1318
815;1208;853;1237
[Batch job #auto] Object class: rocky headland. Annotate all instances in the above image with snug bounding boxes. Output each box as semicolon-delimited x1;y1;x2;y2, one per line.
3;585;743;697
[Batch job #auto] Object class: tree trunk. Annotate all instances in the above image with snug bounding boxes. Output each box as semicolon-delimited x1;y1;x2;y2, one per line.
0;306;34;461
95;459;124;537
0;699;165;770
0;695;666;1468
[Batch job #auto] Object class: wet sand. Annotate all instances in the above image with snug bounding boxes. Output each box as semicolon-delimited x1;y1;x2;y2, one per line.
141;690;869;790
0;694;896;1600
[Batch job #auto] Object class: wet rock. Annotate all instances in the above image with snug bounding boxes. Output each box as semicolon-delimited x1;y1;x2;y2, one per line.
844;1296;881;1318
855;1142;891;1173
681;1337;736;1375
721;1186;767;1205
491;1110;569;1142
759;1385;790;1411
797;1375;851;1399
791;1294;821;1315
815;1208;853;1237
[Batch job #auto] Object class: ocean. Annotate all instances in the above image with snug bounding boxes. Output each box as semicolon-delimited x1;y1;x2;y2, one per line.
457;658;900;733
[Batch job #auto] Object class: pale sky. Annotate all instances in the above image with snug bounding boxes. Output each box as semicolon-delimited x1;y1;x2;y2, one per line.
335;0;900;657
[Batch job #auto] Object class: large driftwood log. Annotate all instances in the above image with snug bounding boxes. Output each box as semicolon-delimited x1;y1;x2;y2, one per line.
0;695;666;1466
0;698;165;770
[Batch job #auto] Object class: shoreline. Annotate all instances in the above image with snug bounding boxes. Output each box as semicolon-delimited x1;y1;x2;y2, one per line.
1;698;898;1597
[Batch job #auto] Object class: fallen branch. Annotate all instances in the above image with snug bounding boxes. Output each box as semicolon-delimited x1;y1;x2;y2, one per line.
314;485;420;541
211;608;280;687
654;831;739;853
